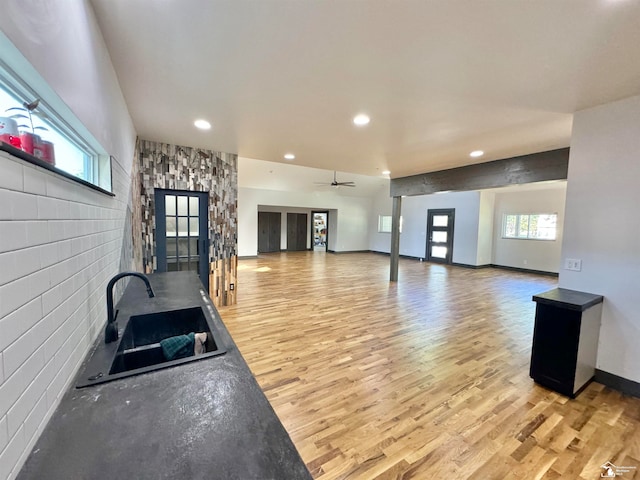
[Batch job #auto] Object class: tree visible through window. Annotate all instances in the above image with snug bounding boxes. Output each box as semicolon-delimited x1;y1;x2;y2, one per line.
503;213;557;240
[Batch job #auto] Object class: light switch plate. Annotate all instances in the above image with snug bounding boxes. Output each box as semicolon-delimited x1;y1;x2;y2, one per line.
564;258;582;271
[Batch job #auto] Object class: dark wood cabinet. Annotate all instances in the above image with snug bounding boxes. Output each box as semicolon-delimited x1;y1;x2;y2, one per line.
530;288;603;398
257;212;281;253
286;213;308;251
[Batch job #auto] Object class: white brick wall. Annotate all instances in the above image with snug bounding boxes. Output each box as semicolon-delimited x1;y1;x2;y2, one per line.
0;151;130;479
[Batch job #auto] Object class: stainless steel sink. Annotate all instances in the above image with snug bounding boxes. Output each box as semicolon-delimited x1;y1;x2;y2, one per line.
77;306;226;387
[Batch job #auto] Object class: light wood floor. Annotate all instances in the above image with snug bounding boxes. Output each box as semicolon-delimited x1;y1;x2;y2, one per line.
219;252;640;480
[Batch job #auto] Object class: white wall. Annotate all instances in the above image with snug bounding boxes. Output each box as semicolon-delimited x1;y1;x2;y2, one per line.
492;186;566;273
0;3;136;479
369;190;483;266
239;187;371;256
476;191;495;266
559;95;640;383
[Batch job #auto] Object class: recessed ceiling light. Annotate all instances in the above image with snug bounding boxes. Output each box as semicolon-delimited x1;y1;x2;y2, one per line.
382;170;391;175
194;119;211;130
470;150;484;158
284;153;295;160
353;114;370;126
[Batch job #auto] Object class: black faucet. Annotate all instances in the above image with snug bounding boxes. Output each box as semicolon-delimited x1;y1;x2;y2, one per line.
105;272;155;343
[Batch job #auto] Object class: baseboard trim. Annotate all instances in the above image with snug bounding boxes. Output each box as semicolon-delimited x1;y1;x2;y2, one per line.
238;255;258;259
595;369;640;398
370;251;422;261
490;264;559;277
327;250;370;254
451;263;492;269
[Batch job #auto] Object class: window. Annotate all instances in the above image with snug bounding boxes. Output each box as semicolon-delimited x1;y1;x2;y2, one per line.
0;55;111;191
378;215;403;233
503;213;557;240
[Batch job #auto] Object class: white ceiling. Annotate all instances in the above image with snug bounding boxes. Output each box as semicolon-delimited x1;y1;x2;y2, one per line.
91;0;640;179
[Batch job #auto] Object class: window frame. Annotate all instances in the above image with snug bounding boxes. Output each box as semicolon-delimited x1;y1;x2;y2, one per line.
502;213;558;241
378;215;403;233
0;45;112;195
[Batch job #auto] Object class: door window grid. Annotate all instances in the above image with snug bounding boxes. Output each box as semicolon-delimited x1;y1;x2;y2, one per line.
165;194;200;272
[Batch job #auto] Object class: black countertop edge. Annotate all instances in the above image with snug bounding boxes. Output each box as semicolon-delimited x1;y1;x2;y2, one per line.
532;287;604;311
0;142;115;196
17;271;312;480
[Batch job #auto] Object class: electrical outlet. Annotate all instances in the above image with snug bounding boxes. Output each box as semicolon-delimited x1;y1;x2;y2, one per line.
564;258;582;271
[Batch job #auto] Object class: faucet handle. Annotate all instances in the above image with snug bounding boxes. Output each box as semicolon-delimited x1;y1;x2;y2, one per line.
105;320;118;343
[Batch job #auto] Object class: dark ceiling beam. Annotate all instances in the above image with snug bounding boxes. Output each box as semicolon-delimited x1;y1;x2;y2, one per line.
390;148;569;197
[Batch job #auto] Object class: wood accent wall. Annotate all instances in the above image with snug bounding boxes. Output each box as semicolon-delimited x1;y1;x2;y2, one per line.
210;255;237;307
135;139;238;304
390;148;569;197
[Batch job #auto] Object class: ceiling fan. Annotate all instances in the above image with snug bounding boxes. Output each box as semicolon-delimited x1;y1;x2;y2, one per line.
314;171;356;188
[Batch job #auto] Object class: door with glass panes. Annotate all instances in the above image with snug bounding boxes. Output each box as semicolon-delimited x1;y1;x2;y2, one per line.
426;208;455;264
154;189;209;290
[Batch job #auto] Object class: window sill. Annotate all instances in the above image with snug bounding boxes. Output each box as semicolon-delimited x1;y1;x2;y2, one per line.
501;237;556;242
0;142;114;197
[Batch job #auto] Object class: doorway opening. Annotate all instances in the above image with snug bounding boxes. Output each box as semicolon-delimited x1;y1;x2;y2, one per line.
312;211;328;252
154;189;210;290
426;208;455;264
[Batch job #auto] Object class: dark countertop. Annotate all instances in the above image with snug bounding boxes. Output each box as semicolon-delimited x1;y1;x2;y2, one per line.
532;287;604;311
17;272;312;480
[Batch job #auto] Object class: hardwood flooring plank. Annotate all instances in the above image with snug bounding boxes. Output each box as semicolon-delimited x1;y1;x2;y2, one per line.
219;252;640;479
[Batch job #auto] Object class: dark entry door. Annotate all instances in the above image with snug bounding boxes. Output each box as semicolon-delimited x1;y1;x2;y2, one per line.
155;189;209;289
258;212;281;252
286;213;308;251
426;208;455;264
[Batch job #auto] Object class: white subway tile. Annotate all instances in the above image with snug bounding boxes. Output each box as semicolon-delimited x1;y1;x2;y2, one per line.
10;192;38;220
63;220;78;239
57;239;72;261
6;356;55;438
0;190;13;220
55;199;71;220
25;221;50;247
3;320;52;379
0;250;16;286
41;284;61;317
37;243;58;269
23;391;47;446
47;260;69;287
0;415;7;453
0;425;25;480
0;269;49;319
47;220;65;242
0;298;43;351
0;158;23;191
0;348;44;418
4;247;42;284
22;167;47;195
36;195;57;220
0;221;27;254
